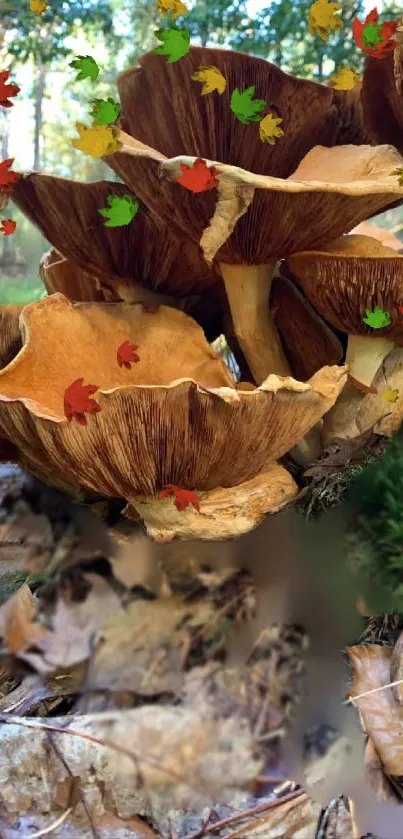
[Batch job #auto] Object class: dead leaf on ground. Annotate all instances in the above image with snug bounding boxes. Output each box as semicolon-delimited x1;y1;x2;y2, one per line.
390;629;403;705
0;582;49;654
347;644;403;786
18;573;121;673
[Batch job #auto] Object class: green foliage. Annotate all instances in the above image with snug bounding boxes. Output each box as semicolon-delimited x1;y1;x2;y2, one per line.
347;432;403;611
185;0;248;48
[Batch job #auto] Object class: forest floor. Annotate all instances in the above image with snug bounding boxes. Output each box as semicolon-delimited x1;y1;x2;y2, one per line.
0;465;401;838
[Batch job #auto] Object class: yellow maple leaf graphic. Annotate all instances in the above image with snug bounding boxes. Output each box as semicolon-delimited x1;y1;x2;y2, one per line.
190;65;227;95
308;0;343;41
259;113;284;145
30;0;48;13
329;67;360;91
156;0;188;20
383;385;400;403
71;124;122;159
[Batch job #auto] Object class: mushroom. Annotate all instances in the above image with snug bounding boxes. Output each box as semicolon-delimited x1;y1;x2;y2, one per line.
287;234;403;443
103;45;403;384
360;18;403;154
350;221;402;252
0;294;347;540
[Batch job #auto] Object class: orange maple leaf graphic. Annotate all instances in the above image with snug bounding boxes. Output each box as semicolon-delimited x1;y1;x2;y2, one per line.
158;485;201;513
0;70;20;108
0;159;21;192
176;158;219;193
64;377;101;424
117;341;140;369
0;218;16;236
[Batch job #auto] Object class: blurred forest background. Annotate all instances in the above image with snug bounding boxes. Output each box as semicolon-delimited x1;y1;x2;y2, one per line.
1;0;403;606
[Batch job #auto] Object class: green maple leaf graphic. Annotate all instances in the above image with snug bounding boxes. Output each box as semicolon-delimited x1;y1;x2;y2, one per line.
230;86;267;124
362;306;392;329
69;55;100;82
391;167;403;186
90;98;121;126
154;27;190;63
362;21;383;48
98;194;139;227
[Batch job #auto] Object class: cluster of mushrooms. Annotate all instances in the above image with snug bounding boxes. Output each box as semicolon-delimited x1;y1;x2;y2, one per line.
1;36;403;542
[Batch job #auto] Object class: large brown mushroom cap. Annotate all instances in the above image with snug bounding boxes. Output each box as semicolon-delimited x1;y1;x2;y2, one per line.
361;21;403;154
287;234;403;337
0;295;346;509
0;305;23;369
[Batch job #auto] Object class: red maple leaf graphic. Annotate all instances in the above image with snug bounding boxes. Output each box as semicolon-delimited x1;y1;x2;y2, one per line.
0;70;20;108
64;377;101;424
176;158;219;193
158;485;201;513
142;303;160;314
117;340;140;369
352;8;398;58
0;159;21;192
0;218;16;236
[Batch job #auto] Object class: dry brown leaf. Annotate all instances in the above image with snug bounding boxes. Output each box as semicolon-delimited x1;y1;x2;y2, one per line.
347;644;403;777
19;573;121;673
95;813;158;837
390;630;403;705
0;582;49;654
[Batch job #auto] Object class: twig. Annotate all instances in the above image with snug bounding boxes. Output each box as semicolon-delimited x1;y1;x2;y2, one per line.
20;807;72;839
344;676;403;704
182;790;306;839
46;732;100;839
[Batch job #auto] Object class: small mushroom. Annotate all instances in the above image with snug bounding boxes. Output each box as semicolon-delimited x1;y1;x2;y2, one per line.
0;294;347;540
288;234;403;442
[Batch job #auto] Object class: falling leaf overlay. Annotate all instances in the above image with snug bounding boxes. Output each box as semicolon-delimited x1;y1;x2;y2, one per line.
230;86;267;124
383;385;399;403
391;167;403;186
353;8;398;58
71;123;122;158
362;306;392;329
63;378;101;424
175;158;219;193
0;218;16;236
117;341;140;369
29;0;48;13
156;0;188;19
0;70;20;108
259;113;284;144
159;485;201;513
98;193;139;226
329;67;360;90
190;65;226;95
154;27;190;63
308;0;343;41
0;159;21;192
69;55;100;82
90;97;121;126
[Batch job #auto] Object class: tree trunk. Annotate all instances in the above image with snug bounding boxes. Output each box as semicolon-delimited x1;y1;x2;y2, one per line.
33;63;46;170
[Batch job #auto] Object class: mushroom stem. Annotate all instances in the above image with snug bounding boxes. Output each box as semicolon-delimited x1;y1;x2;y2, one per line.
289;425;323;466
219;263;290;384
345;334;395;388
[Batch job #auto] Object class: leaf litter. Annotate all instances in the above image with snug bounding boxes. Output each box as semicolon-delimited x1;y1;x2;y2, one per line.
0;467;402;836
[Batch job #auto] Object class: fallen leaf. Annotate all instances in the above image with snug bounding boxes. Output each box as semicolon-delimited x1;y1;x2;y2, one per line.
347;644;403;777
383;385;399;403
156;0;188;18
390;630;403;705
176;157;219;193
191;65;226;95
259;112;284;144
308;0;343;41
0;158;21;192
0;583;49;654
0;218;16;236
159;485;201;512
117;341;140;369
353;8;398;58
230;85;266;124
0;70;20;108
71;123;122;158
64;377;101;424
329;67;360;90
